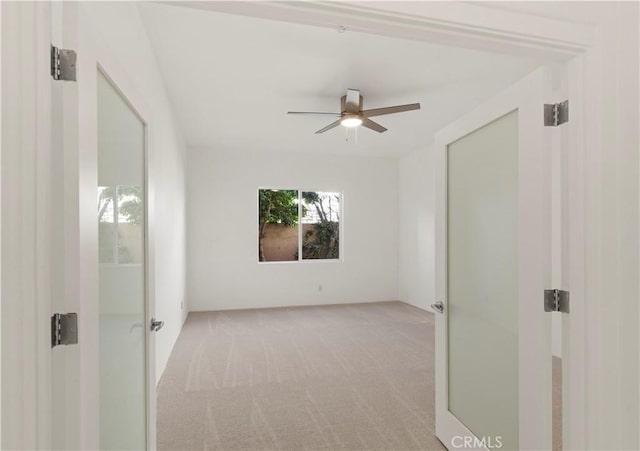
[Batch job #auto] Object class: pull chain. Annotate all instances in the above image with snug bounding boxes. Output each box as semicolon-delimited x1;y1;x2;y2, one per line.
344;127;358;144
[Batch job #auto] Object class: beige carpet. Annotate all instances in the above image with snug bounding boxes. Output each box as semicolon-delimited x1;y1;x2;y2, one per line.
157;301;562;451
157;301;445;450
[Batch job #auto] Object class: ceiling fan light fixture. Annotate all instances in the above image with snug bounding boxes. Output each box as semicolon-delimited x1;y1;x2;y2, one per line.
289;88;420;134
341;114;362;128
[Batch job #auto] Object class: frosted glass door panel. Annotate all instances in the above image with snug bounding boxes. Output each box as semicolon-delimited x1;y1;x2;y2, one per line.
97;71;146;450
447;110;518;450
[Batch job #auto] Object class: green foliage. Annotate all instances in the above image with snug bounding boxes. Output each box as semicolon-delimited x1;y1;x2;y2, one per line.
258;189;299;228
257;189;340;261
118;186;143;225
301;192;340;260
98;187;115;223
301;221;339;259
98;185;143;264
258;189;299;261
98;186;143;225
301;191;320;205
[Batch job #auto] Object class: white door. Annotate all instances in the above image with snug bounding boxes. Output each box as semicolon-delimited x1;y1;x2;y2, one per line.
51;3;157;449
434;67;553;450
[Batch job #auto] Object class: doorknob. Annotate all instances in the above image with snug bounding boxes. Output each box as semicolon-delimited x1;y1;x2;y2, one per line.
150;318;164;332
431;301;444;314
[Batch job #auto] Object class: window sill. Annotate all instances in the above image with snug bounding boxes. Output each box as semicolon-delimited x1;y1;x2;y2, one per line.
257;259;342;265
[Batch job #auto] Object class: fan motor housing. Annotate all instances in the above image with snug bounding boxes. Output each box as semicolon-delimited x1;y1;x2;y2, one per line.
341;94;364;113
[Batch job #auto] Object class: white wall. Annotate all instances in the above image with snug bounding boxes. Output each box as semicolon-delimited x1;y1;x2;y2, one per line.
80;2;188;383
398;146;435;312
187;149;398;311
0;2;3;445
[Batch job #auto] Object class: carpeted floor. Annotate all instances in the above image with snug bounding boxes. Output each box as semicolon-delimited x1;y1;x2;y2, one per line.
157;301;445;450
157;301;562;451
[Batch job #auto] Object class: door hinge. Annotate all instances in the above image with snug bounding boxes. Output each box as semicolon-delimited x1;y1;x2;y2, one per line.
50;45;77;81
544;289;570;313
544;100;568;126
51;313;78;347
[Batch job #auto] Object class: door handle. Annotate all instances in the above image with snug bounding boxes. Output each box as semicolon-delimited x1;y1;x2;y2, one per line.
150;317;164;332
129;322;144;334
431;301;444;314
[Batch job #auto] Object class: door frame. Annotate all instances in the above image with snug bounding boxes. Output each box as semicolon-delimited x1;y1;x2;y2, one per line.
1;2;57;448
1;1;599;450
61;2;158;448
0;2;157;449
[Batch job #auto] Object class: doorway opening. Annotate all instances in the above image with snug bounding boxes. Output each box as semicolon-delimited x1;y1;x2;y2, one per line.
133;3;571;450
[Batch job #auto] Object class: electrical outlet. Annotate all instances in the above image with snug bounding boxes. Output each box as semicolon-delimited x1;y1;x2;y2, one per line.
318;284;323;292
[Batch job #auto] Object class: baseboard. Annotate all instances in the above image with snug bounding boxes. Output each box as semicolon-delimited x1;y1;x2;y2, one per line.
187;298;403;313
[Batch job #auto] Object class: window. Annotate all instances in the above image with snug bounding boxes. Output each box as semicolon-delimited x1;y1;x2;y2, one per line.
258;189;341;262
98;185;144;264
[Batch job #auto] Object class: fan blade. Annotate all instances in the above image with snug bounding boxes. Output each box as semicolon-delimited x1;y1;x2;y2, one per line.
315;119;342;134
345;88;360;113
362;103;421;118
362;117;387;133
287;111;341;116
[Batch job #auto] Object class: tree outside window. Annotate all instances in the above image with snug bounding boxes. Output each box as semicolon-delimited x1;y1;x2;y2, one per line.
98;185;144;264
258;189;340;262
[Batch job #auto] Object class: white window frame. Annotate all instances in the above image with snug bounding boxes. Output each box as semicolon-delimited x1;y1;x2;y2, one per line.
257;187;344;264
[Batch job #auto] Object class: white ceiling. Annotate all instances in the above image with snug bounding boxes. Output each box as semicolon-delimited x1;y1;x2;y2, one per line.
139;3;543;157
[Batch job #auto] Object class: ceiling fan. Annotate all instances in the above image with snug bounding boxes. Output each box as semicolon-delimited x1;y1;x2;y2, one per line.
287;88;421;134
